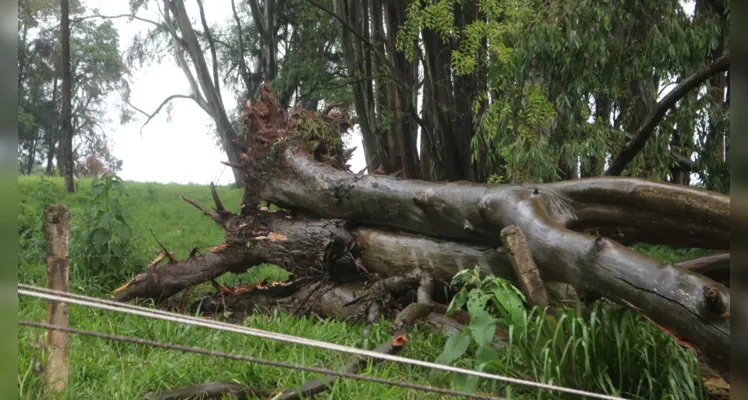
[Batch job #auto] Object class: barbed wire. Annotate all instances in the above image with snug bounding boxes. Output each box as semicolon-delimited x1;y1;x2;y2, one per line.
19;320;504;400
18;284;628;400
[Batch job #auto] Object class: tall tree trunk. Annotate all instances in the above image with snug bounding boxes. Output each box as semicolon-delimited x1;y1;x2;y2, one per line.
46;76;59;175
384;0;419;178
333;0;386;171
60;0;74;192
26;126;38;175
421;30;461;181
171;0;245;187
669;127;691;186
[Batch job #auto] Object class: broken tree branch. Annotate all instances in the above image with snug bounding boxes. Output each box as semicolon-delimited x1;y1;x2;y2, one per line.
141;382;270;400
125;94;193;134
500;226;549;308
272;273;435;400
673;252;730;286
605;53;730;176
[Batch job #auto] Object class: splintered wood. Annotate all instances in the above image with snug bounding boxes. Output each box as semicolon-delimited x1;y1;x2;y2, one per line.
45;204;70;394
500;225;550;308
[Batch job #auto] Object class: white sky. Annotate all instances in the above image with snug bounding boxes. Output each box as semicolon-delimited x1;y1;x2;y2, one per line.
90;0;695;186
91;0;367;186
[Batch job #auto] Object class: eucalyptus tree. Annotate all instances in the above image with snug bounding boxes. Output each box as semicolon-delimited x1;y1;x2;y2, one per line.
18;0;124;179
396;0;729;189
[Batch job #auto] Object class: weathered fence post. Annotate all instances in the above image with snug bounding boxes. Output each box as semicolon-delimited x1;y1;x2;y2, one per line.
45;204;69;394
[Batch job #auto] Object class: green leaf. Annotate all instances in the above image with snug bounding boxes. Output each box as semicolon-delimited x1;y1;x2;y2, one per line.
112;223;132;242
92;229;109;252
466;289;489;317
446;290;468;315
490;284;526;326
469;310;497;348
453;373;480;393
110;242;123;257
429;329;472;381
100;214;112;230
112;179;126;194
475;345;500;371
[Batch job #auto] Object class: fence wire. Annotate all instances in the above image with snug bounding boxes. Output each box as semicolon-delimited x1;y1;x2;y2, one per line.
19;320;504;400
18;284;628;400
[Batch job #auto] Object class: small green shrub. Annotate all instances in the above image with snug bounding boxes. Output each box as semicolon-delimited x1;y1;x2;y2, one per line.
72;173;134;280
18;177;63;269
433;267;707;400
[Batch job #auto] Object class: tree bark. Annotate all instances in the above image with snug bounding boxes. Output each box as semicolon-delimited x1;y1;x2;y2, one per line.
165;0;245;187
500;226;549;308
60;0;74;192
117;85;731;380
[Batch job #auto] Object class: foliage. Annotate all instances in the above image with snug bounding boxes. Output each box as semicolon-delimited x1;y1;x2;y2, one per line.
18;0;125;175
17;177;451;400
433;267;707;399
72;173;134;280
397;0;729;186
295;113;346;157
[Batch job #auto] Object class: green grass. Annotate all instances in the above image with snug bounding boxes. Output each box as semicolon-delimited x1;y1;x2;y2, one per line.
17;176;710;400
17;176;451;400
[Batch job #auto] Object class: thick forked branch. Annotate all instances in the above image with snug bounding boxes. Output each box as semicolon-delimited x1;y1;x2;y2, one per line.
114;218;518;304
605;53;730;176
259;156;730;377
237;86;730;378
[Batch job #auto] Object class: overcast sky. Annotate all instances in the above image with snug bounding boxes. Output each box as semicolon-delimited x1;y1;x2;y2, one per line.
89;0;367;186
91;0;695;186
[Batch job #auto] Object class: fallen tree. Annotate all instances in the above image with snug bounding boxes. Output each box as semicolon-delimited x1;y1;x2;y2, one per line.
114;84;730;382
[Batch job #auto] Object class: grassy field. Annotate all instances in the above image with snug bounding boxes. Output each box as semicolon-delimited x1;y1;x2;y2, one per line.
17;176;711;400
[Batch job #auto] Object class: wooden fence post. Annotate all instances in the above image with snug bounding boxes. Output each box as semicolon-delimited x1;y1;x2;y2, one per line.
45;204;69;394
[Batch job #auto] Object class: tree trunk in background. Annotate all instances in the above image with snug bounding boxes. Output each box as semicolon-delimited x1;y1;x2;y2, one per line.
581;95;609;177
450;0;480;182
670;127;691;186
46;76;59;175
421;30;462;181
333;0;387;171
385;0;419;178
60;0;74;193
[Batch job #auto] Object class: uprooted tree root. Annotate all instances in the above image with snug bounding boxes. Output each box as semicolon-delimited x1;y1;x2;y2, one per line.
115;84;731;385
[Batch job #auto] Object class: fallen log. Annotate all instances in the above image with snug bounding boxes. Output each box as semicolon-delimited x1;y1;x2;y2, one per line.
239;85;729;379
115;84;730;380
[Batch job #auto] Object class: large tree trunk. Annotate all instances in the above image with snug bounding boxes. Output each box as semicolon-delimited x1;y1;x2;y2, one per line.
115;85;731;380
165;0;245;187
60;0;74;192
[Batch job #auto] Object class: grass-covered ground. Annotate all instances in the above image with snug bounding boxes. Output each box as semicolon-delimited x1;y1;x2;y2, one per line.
17;176;713;400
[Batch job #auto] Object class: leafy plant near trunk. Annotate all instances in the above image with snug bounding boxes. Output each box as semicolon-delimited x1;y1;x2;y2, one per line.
73;172;133;279
434;267;707;399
